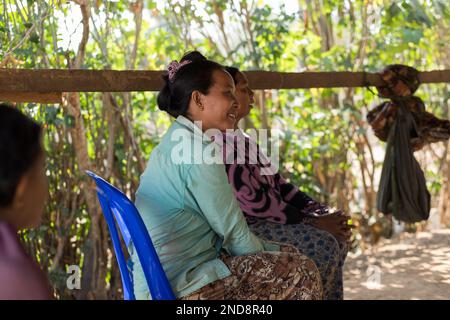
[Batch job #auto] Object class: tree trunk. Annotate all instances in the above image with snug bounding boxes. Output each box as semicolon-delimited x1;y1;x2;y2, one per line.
62;0;108;299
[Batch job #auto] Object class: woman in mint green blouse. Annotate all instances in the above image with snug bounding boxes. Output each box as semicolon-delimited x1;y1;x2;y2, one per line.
131;51;322;300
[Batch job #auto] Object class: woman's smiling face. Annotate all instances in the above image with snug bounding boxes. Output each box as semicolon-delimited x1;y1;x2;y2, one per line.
190;69;240;132
233;71;255;125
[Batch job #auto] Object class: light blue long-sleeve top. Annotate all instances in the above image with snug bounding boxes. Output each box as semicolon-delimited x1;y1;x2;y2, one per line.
131;115;279;299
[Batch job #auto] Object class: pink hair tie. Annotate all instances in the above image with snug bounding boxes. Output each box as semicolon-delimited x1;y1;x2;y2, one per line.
167;59;192;82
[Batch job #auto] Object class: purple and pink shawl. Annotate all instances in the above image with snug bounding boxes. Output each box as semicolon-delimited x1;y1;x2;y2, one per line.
218;130;320;225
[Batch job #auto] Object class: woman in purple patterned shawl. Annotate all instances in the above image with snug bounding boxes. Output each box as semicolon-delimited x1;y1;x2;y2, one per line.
219;67;353;300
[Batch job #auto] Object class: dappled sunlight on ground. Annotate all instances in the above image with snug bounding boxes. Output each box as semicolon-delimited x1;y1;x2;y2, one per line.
344;229;450;300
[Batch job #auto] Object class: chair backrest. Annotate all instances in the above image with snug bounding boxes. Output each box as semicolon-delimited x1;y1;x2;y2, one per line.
86;170;175;300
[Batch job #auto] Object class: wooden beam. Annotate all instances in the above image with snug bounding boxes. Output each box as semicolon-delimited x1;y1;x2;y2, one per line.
417;70;450;84
245;71;385;89
246;70;450;89
0;68;449;93
0;69;164;93
0;91;62;104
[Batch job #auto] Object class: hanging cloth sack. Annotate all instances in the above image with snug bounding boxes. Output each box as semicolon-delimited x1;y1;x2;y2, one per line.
368;65;432;222
376;103;431;222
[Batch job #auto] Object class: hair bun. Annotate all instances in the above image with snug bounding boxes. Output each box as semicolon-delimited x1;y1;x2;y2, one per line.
180;51;207;64
157;74;172;112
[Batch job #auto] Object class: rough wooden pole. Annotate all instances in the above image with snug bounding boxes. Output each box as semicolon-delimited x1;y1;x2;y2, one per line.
1;69;449;93
0;92;62;103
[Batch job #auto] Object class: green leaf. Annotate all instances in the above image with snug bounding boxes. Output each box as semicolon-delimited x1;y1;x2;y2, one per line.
402;28;423;44
29;33;39;44
388;3;401;18
64;115;75;128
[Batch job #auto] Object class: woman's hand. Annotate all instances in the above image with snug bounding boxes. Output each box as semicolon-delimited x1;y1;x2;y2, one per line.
307;211;354;243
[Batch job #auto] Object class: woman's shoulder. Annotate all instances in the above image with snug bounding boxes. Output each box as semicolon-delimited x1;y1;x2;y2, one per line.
153;120;198;157
0;221;26;259
0;258;53;299
0;221;53;299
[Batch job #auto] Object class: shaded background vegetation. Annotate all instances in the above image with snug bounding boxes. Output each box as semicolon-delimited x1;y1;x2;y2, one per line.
1;0;449;299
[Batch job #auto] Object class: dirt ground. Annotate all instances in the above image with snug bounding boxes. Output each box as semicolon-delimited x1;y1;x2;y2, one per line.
344;229;450;300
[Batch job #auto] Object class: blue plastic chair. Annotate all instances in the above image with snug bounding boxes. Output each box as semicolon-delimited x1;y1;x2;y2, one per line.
86;170;175;300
